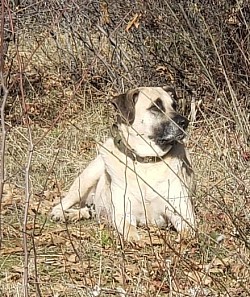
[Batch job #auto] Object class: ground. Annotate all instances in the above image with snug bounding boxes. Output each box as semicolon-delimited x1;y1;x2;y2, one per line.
0;1;250;296
0;99;249;296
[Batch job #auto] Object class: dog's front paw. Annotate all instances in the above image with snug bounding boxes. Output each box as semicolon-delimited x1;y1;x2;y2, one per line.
50;206;91;223
124;225;140;242
50;206;66;222
64;207;91;222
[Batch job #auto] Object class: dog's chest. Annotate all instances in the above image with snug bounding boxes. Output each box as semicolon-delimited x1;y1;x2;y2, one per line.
101;139;181;198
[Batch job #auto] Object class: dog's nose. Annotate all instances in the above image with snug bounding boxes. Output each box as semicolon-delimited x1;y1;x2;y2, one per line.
173;115;189;130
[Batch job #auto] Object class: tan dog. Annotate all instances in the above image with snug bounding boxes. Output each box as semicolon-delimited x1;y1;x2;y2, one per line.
51;87;195;240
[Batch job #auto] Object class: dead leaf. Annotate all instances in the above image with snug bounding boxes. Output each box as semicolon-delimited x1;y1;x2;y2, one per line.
138;236;163;246
50;233;66;246
242;151;250;161
185;270;212;285
208;267;224;274
67;254;77;263
2;183;19;207
36;232;67;247
4;272;22;281
231;263;250;279
71;262;89;272
0;247;23;255
25;223;40;230
100;2;110;25
50;283;67;293
11;265;24;274
113;272;124;284
126;13;141;32
212;257;231;267
71;230;91;240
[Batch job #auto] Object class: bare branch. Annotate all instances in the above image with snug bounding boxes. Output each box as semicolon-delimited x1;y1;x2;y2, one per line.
0;0;5;74
0;0;8;250
16;41;33;297
0;73;8;249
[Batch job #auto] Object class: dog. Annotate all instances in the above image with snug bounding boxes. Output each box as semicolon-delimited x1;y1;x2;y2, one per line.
51;87;195;241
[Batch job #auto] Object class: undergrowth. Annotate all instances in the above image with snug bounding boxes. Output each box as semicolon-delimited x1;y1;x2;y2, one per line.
0;1;249;296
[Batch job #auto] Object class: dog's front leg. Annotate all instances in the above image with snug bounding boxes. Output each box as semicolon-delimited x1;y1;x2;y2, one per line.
111;188;140;241
167;194;195;237
51;155;105;221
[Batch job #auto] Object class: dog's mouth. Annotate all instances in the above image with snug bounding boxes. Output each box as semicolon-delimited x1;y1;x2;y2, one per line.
152;131;187;152
157;132;186;146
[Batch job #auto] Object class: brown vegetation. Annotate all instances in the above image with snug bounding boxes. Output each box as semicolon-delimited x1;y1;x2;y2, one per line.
0;1;249;296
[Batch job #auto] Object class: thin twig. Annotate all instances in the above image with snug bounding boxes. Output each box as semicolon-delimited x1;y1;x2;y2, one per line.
23;138;33;297
0;73;8;250
0;0;5;73
16;46;33;297
0;0;8;250
32;231;42;297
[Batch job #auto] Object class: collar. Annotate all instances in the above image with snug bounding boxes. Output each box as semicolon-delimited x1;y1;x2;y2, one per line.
112;125;166;163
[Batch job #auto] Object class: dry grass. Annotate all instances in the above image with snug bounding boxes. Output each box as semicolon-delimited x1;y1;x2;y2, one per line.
1;1;250;296
1;93;249;296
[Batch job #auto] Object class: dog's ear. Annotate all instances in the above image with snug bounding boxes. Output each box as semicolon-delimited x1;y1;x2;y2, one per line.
162;86;178;101
112;89;140;124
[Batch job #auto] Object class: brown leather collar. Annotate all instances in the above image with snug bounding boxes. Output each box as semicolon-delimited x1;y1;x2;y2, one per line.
112;125;165;163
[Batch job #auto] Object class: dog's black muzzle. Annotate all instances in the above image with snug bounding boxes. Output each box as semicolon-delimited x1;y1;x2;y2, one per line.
172;114;189;131
151;114;189;151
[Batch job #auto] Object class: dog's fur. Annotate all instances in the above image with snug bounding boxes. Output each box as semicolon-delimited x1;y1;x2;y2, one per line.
51;87;195;240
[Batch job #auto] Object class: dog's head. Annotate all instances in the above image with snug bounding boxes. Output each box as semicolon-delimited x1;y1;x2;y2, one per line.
112;87;189;157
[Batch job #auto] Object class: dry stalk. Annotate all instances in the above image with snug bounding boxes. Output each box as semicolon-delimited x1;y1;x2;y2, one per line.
0;0;8;250
23;130;33;297
15;44;34;297
0;73;8;249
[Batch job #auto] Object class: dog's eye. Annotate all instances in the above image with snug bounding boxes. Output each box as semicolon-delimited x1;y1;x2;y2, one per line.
149;98;165;113
149;105;161;113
